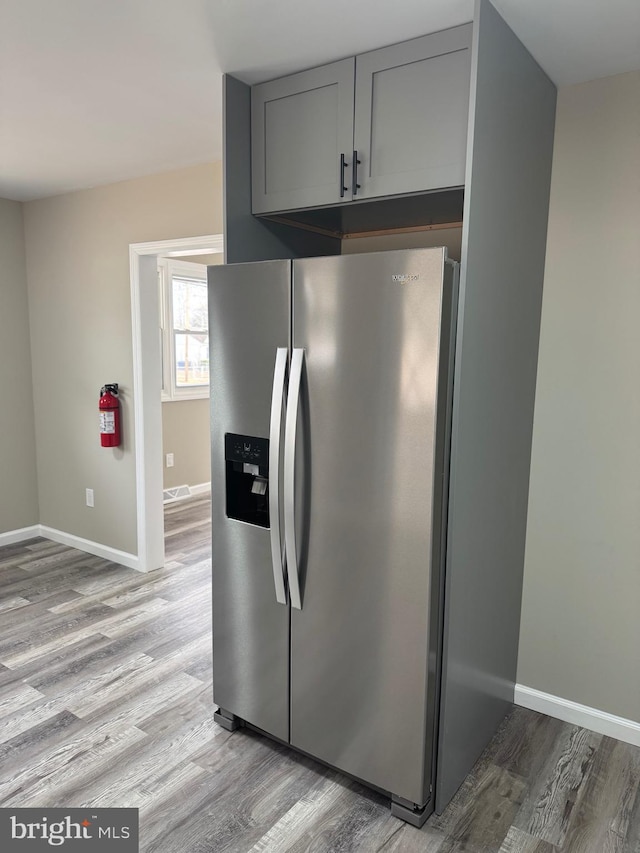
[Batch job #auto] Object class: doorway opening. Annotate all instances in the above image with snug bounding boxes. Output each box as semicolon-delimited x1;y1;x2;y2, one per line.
130;235;223;571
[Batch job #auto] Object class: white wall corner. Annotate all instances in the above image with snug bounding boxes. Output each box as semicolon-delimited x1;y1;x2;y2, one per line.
515;684;640;748
39;526;143;573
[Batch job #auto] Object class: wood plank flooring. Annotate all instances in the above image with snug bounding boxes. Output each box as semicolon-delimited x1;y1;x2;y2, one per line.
1;494;639;852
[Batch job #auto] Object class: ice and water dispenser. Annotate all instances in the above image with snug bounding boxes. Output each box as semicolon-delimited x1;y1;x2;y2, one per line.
224;433;270;528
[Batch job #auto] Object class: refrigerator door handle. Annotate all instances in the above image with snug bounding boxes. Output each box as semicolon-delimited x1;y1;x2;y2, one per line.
284;347;304;610
268;347;288;605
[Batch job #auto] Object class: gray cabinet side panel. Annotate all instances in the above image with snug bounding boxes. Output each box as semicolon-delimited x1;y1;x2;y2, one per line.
436;0;556;812
223;75;340;263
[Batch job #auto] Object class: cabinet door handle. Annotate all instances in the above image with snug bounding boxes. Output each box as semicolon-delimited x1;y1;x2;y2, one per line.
339;153;349;198
352;150;361;195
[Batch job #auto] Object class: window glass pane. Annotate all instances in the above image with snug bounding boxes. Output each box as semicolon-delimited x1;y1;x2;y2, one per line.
172;276;208;332
174;332;209;387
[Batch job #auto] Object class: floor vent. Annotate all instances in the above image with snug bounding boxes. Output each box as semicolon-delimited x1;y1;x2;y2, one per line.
163;485;192;503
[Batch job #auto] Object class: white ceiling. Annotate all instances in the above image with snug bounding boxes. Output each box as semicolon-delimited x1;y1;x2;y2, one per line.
1;0;638;202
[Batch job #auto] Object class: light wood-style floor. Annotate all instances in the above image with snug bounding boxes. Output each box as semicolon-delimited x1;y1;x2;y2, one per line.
1;494;639;852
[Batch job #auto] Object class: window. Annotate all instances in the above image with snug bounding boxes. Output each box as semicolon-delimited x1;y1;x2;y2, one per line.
159;259;209;401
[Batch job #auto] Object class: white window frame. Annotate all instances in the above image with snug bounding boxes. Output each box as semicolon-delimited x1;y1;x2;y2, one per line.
159;258;210;402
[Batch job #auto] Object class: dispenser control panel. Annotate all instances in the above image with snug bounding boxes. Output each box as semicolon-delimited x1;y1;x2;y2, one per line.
224;433;270;528
225;433;269;470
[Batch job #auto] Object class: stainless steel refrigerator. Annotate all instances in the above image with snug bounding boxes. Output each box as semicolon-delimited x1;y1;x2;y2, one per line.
208;247;458;825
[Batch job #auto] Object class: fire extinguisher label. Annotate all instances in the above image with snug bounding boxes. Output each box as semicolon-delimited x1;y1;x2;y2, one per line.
100;411;116;434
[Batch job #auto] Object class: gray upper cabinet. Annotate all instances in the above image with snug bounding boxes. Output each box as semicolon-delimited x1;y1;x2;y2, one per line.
251;59;355;215
251;25;472;215
354;25;472;200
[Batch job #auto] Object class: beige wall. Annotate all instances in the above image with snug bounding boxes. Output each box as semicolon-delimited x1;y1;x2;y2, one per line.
518;72;640;721
23;162;223;554
162;399;211;490
0;198;39;533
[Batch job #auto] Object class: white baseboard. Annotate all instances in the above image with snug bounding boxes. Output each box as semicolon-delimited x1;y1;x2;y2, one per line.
163;481;211;504
39;526;140;572
515;683;640;747
163;485;191;503
0;525;41;547
190;482;211;497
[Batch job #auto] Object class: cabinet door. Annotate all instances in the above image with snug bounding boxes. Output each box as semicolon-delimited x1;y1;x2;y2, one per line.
354;25;472;200
252;59;355;214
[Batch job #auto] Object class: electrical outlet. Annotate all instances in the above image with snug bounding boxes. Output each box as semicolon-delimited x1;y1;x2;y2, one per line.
86;488;94;508
166;453;174;468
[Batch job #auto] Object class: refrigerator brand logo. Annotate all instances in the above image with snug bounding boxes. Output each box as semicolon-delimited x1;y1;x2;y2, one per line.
1;809;138;851
392;274;420;283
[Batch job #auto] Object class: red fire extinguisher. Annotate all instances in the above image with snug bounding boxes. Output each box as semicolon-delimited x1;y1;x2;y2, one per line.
99;384;121;447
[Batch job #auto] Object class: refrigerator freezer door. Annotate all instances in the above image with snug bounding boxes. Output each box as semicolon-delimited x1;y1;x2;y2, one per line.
208;259;291;741
290;248;451;805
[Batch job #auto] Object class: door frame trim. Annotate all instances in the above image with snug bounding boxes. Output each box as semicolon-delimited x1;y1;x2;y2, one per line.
129;234;223;571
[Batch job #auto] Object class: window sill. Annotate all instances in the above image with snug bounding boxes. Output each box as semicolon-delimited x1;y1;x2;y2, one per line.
162;391;210;403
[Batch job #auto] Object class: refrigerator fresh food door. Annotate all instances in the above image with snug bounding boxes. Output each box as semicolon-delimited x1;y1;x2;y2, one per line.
290;248;453;806
208;259;291;741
